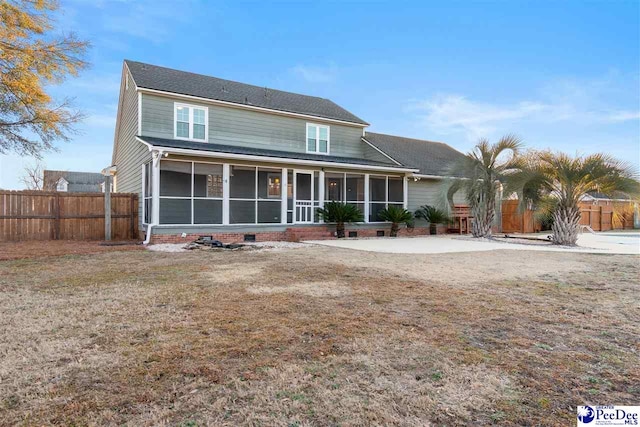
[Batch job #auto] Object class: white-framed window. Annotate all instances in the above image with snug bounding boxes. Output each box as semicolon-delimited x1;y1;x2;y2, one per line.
56;178;68;192
267;173;281;198
306;123;330;154
174;103;208;142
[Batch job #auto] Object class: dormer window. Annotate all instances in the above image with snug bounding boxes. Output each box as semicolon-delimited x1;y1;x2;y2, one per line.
56;178;68;192
174;103;208;141
306;123;330;154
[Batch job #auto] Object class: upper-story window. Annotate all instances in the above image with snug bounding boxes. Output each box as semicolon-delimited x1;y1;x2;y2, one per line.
306;123;330;154
174;103;208;141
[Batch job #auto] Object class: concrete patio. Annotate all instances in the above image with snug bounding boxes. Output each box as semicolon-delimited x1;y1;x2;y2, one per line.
307;231;640;255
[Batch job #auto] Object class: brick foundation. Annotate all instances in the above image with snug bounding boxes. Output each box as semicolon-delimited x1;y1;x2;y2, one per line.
148;224;447;244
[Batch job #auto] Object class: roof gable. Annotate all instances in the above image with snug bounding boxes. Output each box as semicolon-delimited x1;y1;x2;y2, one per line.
363;132;466;177
125;60;368;126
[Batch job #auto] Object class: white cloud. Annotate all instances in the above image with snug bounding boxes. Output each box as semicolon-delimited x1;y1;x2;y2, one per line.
606;111;640;122
291;63;338;83
409;77;640;141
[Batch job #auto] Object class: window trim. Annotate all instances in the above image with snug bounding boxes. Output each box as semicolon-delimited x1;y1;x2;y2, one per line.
174;102;209;142
305;123;330;155
56;178;68;192
266;172;282;199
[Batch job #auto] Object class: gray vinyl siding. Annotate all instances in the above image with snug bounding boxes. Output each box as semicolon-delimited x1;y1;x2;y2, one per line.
114;69;151;229
140;93;370;159
407;179;466;213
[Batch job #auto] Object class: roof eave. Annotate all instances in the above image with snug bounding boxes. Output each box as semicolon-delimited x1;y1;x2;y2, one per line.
136;137;418;173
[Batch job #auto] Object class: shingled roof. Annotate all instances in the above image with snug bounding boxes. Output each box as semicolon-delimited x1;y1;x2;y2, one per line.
125;60;368;125
137;136;411;170
363;132;466;177
43;170;104;192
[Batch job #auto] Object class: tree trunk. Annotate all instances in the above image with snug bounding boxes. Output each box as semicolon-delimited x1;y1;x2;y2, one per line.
336;222;345;238
551;205;581;245
429;223;437;235
390;222;399;237
471;199;495;238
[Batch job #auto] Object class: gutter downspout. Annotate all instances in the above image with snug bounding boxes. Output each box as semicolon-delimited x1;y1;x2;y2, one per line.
143;224;154;245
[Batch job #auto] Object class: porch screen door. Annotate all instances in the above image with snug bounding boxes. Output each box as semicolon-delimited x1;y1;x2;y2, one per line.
294;171;314;223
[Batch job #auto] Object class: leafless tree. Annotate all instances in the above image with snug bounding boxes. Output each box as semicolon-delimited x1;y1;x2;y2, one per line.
20;161;45;190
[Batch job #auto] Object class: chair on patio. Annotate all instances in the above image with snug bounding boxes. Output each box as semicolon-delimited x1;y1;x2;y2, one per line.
448;205;472;234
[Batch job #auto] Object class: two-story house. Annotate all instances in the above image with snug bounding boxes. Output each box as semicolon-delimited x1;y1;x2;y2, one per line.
109;60;466;243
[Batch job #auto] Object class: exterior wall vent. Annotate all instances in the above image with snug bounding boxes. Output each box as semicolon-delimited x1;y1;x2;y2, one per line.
348;231;358;238
244;234;256;242
377;230;385;237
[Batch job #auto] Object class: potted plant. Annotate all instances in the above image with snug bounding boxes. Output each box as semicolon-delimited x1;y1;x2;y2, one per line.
317;201;364;238
415;205;449;235
377;205;414;237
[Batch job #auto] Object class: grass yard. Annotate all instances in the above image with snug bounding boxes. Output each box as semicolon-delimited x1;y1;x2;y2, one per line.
0;244;638;426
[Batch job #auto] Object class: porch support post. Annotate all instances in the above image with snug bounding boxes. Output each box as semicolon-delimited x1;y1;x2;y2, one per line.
281;168;288;224
151;151;161;225
403;175;409;209
318;170;325;223
364;173;370;223
222;164;230;225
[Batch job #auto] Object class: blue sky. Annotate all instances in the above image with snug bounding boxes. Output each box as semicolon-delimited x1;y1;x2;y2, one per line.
1;0;639;188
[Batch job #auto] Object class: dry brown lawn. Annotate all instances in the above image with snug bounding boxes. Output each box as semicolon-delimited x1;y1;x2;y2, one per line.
0;240;143;261
0;244;638;426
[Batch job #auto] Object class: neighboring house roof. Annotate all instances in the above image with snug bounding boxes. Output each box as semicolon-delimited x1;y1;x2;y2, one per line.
43;170;104;192
583;191;633;201
125;60;369;126
137;136;413;171
363;132;467;177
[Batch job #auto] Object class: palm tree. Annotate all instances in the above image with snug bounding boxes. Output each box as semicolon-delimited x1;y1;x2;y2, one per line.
317;201;364;238
516;152;639;245
378;205;413;237
414;205;450;234
447;135;524;238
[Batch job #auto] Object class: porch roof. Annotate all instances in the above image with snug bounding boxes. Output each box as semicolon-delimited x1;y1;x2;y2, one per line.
137;136;418;173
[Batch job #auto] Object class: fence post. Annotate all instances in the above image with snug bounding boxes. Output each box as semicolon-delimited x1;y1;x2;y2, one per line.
17;193;22;241
130;194;135;239
54;193;61;240
104;176;112;241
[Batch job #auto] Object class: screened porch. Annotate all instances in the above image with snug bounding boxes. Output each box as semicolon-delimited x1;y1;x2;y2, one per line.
142;158;408;227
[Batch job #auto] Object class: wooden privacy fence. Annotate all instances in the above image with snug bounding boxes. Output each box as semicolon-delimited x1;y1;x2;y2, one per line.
0;191;138;241
578;202;613;232
501;200;538;234
500;200;635;233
